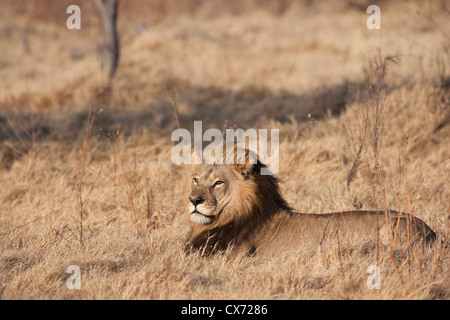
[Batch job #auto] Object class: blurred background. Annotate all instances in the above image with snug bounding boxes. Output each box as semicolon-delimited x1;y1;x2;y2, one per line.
1;0;448;142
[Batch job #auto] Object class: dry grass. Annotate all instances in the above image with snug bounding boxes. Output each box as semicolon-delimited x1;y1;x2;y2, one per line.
0;0;449;300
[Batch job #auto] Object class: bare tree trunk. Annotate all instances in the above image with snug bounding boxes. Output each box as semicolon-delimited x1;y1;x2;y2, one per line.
94;0;119;79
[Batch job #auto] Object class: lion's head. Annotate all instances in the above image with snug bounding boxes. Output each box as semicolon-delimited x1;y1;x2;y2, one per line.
186;147;291;253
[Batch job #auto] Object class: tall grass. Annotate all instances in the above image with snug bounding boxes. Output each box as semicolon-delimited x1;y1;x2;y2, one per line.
0;0;448;300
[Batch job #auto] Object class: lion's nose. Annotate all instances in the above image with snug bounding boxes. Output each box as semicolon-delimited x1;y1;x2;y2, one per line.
189;196;205;206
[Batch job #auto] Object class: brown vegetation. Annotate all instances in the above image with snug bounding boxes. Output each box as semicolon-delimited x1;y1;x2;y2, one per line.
0;0;449;299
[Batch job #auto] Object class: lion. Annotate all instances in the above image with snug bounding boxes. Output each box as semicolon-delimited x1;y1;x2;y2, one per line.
185;148;437;257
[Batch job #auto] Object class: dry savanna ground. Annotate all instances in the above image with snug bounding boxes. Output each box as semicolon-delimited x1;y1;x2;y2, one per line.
0;0;449;300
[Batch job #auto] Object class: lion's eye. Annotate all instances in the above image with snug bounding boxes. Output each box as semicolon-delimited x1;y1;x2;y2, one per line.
193;178;198;184
214;181;224;187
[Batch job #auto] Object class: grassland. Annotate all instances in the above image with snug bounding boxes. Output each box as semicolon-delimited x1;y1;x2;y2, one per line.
0;0;449;299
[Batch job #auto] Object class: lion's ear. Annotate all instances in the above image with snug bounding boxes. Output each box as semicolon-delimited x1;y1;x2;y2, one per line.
233;148;259;179
236;162;257;179
240;166;253;179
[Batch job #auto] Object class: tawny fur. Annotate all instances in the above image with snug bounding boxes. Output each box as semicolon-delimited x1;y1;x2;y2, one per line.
185;149;437;257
